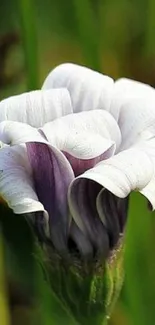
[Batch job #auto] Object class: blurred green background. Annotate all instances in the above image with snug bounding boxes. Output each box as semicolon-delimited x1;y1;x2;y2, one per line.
1;0;155;98
1;1;155;325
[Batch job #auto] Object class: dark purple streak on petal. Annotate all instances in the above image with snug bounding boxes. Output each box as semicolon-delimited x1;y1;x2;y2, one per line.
63;146;114;177
34;211;51;244
98;190;129;248
116;195;129;232
98;190;120;248
69;221;93;259
70;179;110;259
26;142;74;254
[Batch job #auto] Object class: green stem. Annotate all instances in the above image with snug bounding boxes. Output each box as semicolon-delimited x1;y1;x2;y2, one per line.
0;231;11;325
18;0;39;90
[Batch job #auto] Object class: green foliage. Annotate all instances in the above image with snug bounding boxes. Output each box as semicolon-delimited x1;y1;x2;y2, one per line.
124;193;155;325
0;232;11;325
18;0;39;90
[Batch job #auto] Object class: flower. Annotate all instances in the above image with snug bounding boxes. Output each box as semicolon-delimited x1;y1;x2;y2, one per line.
0;63;154;262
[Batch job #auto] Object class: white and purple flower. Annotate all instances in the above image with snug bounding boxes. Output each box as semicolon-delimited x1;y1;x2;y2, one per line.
0;63;155;260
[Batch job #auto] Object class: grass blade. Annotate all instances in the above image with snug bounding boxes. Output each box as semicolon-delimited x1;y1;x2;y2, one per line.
18;0;39;90
73;0;101;71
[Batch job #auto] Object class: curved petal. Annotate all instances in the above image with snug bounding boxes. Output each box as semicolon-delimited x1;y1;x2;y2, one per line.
76;148;153;197
0;89;72;127
68;148;153;232
140;177;155;210
63;149;114;177
135;137;155;210
0;121;45;145
0;120;75;253
0;144;44;214
68;221;94;259
26;142;74;253
111;78;155;150
96;189;129;247
68;179;110;258
42;63;114;113
0;120;115;177
41;109;121;154
41;109;121;175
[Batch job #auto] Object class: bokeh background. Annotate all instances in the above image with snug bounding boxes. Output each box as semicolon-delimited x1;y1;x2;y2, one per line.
1;1;155;325
1;0;155;98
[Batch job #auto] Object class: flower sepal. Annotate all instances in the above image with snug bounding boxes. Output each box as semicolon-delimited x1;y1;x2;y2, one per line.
43;239;124;325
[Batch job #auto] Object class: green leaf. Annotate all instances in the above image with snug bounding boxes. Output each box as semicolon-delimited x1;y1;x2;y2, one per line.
125;192;155;325
0;231;11;325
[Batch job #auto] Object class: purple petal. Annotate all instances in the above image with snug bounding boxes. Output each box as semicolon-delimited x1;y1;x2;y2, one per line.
97;190;122;248
97;189;129;246
69;179;110;259
63;147;113;177
26;142;74;253
69;221;93;259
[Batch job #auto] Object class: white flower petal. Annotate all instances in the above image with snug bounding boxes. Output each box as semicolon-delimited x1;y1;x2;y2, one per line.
0;120;75;221
0;89;72;127
111;78;155;150
84;148;153;196
68;147;153;230
0;144;44;214
134;137;155;210
42;63;114;113
0;121;45;145
0;130;74;227
69;147;153;203
140;177;155;210
41;109;121;156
